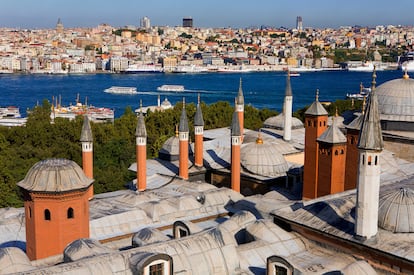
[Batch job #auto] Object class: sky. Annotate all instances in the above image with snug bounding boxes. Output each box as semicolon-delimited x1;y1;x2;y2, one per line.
0;0;413;29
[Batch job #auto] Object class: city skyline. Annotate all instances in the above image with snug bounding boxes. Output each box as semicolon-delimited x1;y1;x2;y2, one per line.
1;0;413;29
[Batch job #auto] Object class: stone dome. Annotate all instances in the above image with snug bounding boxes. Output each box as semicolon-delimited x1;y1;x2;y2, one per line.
263;113;304;130
0;247;34;273
240;136;288;177
17;158;93;193
63;238;112;262
161;98;172;110
378;187;414;233
159;134;180;161
376;74;414;126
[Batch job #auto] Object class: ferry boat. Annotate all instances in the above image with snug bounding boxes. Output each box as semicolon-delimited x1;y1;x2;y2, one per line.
157;85;185;92
346;83;371;100
104;86;138;95
0;106;27;127
51;95;114;123
172;65;208;73
123;64;164;74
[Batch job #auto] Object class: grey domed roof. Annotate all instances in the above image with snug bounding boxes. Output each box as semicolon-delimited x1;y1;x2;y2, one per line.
263;114;304;130
341;260;377;275
376;75;414;122
378;187;414;233
161;98;172;109
240;137;288;177
159;134;180;161
0;247;34;273
17;158;93;193
63;238;112;262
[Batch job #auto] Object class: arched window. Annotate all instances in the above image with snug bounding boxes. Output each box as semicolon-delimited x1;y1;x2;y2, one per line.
67;207;74;219
362;155;365;165
28;207;32;218
375;156;378;165
340;149;344;154
335;150;339;155
44;209;51;221
323;121;326;126
368;155;372;165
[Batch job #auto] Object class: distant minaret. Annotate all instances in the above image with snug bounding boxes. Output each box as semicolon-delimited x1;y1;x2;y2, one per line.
283;71;293;141
179;98;189;180
80;115;93;199
194;94;204;168
302;90;328;200
231;108;242;193
345;97;366;190
316;110;347;197
296;16;303;31
355;68;384;240
236;78;244;139
56;18;64;34
135;100;147;191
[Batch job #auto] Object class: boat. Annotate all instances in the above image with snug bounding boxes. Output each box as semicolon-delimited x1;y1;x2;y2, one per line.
157;85;185;92
289;72;300;77
172;65;208;73
346;82;371;100
348;61;384;72
289;66;322;72
104;86;138;95
51;95;114;123
0;106;26;127
217;65;252;73
123;64;164;73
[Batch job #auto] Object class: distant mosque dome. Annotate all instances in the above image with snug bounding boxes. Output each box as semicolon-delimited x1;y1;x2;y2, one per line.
378;187;414;233
263;113;303;130
161;98;172;110
376;73;414;131
17;158;93;193
240;135;288;177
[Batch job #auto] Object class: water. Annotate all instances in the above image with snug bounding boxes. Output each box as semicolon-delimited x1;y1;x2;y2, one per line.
0;70;405;117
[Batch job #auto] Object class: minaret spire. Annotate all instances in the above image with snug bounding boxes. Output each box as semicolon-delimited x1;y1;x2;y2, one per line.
135;99;147;192
80;115;94;199
236;78;244;139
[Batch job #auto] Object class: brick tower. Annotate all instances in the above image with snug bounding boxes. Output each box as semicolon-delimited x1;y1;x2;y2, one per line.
302;90;328;200
316;111;347;197
344;97;366;190
231;110;242;192
135;101;147;191
80;115;93;199
179;98;189;180
194;94;204;168
18;159;93;260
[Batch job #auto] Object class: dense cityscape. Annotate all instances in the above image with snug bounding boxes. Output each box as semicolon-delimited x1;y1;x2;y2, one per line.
0;16;413;74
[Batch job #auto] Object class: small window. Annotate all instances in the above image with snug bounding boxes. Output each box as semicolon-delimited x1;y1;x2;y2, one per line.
307;120;311;127
319;121;322;127
44;209;51;221
368;155;372;165
274;265;288;275
323;121;326;126
375;156;378;165
179;228;188;238
28;207;32;218
335;150;338;155
313;121;316;127
340;149;344;154
149;263;163;275
362;155;365;164
67;207;74;219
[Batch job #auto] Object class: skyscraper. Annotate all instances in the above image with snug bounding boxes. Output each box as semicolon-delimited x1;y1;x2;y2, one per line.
140;16;151;29
296;16;303;31
183;17;193;28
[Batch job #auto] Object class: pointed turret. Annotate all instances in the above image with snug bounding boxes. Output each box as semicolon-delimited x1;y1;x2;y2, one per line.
135;101;147;191
235;78;244;138
179;98;189;180
283;72;293;141
231;109;242;193
194;94;204;167
316;112;347;197
303;89;329;200
80;115;93;199
355;68;384;240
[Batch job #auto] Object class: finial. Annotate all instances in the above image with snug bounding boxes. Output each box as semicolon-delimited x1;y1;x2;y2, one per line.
239;77;242;90
371;66;377;90
256;130;263;144
182;97;185;108
335;107;338;117
197;93;200;104
316;89;319;101
403;67;410;79
362;96;366;115
175;124;179;137
140;99;143;113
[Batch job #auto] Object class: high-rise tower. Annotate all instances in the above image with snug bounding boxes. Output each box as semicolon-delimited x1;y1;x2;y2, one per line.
296;16;303;31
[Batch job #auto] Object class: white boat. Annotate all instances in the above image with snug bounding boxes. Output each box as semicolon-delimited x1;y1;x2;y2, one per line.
348;62;384;72
0;106;21;118
123;64;164;73
289;66;322;72
173;65;208;73
346;83;371;100
217;65;252;73
157;85;185;92
104;86;138;95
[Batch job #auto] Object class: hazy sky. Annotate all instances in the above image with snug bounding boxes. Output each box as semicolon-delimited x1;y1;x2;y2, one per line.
0;0;413;29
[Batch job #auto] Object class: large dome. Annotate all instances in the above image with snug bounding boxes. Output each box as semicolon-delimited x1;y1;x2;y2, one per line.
17;158;93;193
375;74;414;129
263;114;304;130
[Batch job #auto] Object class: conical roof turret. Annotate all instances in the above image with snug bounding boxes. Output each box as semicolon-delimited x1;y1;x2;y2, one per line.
231;110;241;136
80;115;93;142
358;68;383;151
135;101;147;138
236;78;244;105
179;98;189;132
317;111;347;144
305;89;328;116
194;94;204;127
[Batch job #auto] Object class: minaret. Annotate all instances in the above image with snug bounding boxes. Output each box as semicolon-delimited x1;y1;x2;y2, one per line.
231;109;242;193
135;101;147;191
56;18;64;34
179;98;189;180
316;109;347;197
302;90;328;200
80;115;93;199
345;97;366;190
236;78;244;139
355;68;384;240
283;71;293;141
194;94;204;168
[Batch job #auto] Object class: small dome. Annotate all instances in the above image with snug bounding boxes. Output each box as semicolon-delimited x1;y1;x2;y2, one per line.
378;187;414;233
159;135;180;161
17;158;93;193
341;260;377;275
63;238;112;262
241;138;288;177
161;98;172;110
0;247;34;273
376;76;414;122
132;227;170;247
263;114;303;130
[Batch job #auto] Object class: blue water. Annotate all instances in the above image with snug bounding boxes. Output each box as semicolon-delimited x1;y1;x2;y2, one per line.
0;70;405;117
